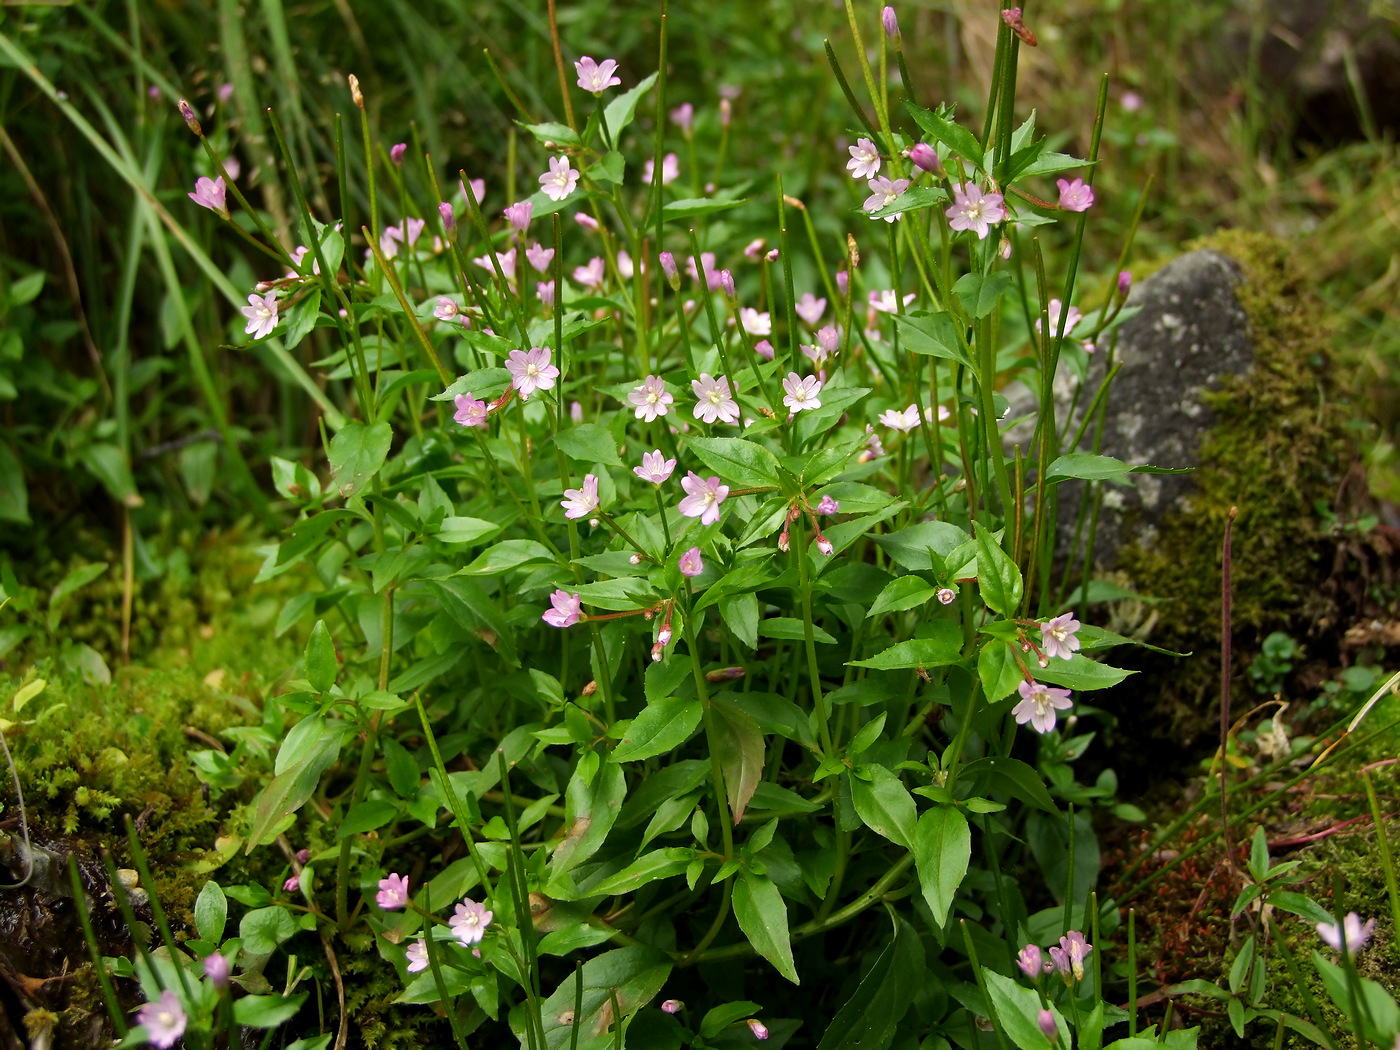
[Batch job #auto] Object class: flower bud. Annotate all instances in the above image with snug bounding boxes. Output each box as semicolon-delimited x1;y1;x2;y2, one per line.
283;875;300;893
1117;270;1132;298
999;237;1013;261
348;74;364;109
816;535;834;556
661;1000;683;1014
295;848;310;864
908;143;941;174
575;212;600;232
203;951;231;988
177;98;202;136
777;526;790;552
836;270;849;297
658;626;672;647
659;251;680;290
748;1019;769;1040
937;587;956;605
719;97;732;128
1038;1010;1057;1043
766;248;780;262
882;6;900;40
1017;944;1043;978
705;666;747;682
390;142;407;166
744;238;766;258
719;269;736;297
438;202;456;234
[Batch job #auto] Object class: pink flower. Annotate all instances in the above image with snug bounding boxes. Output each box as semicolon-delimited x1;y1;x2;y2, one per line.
739;308;771;336
539;156;579;202
1057;177;1095;212
188;175;228;217
1017;944;1044;978
406;939;429;973
879;405;921;431
782;373;823;413
135;989;187;1049
795;293;826;326
691;373;740;425
526;242;555;273
869;289;916;313
1040;613;1081;661
748;1019;770;1040
434;297;460;322
1121;90;1143;112
241;291;279;339
635;450;676;484
937;587;956;604
203;951;230;987
561;474;601;519
1013;679;1073;734
815;534;834;556
461;177;485;204
678;472;729;525
661;999;683;1014
836;270;849;297
537;280;555;310
503;200;533;233
659;251;679;285
439;201;455;231
1318;913;1375;954
454;393;489;429
864;176;910;221
846;137;882;180
376;873;411;909
1038;1009;1057;1042
816;495;840;515
744;238;767;259
946;182;1007;238
629;376;674;422
1049;931;1093;981
616;250;635;280
390;142;407;166
908;143;941;173
505;347;559;399
1117;271;1133;298
1035;299;1082;337
643;153;680;185
575;56;621;94
817;325;840;354
678;547;705;577
718;269;736;297
882;6;899;38
543;590;582;628
670;102;694;134
575;212;600;232
450;898;493;946
573;256;607;289
754;340;775;361
283;875;300;892
688;252;721;290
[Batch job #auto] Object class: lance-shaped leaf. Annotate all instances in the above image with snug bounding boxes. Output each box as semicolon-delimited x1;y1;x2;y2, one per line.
612;698;703;763
327;420;392;498
849;765;917;849
974;522;1023;617
816;915;925;1050
710;700;764;823
685;436;783;488
732;870;799;984
517;946;672;1050
914;805;971;926
550;758;627;879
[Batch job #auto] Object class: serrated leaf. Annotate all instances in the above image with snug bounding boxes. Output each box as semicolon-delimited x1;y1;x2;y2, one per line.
685;436;782;488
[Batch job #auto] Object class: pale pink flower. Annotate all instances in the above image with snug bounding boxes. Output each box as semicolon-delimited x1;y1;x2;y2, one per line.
1040;613;1081;661
816;495;840;515
1318;913;1375;954
503;200;533;233
376;873;411;910
505;346;559;399
242;291;279;339
1038;1010;1057;1042
537;280;555;310
573;256;607;289
864;176;910;222
846;137;882;180
801;344;827;368
616;250;635;280
1050;931;1093;982
188;175;228;217
748;1019;770;1040
1036;299;1082;337
1057;177;1095;212
543;590;582;628
817;325;840;354
1017;944;1044;978
643;153;680;186
1014;679;1073;734
879;405;921;431
739;308;771;336
860;426;884;461
434;297;460;322
661;999;683;1014
744;238;767;259
135;990;187;1049
575;212;600;232
526;242;555;273
203;951;230;987
406;939;429;973
678;472;729;525
460;177;486;205
1121;91;1143;113
718;269;736;297
883;6;899;38
795;293;827;326
687;252;721;290
561;474;601;519
634;450;676;484
815;534;834;556
670;102;694;134
659;252;679;285
390;143;407;166
474;247;518;280
937;587;956;604
628;375;674;422
454;393;489;429
439;201;455;231
678;547;705;577
869;289;916;313
946;182;1007;239
754;339;775;361
691;373;740;425
782;373;823;413
539;156;579;202
575;56;621;94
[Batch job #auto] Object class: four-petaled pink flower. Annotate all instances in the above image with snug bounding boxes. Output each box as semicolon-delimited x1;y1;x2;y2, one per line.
450;898;493;946
634;450;676;484
1057;177;1095;213
189;175;228;217
678;472;729;525
561;474;601;519
782;373;823;414
670;102;694;134
1317;913;1375;954
740;308;771;336
505;347;559;399
795;293;827;326
454;393;489;429
870;289;916;313
1013;679;1073;734
573;256;607;289
629;375;674;422
1036;299;1082;337
946;182;1007;239
503;200;533;233
846;137;882;180
434;297;460;322
135;989;187;1050
1048;931;1093;982
526;242;555;273
242;291;279;339
405;939;429;973
1040;613;1081;661
692;373;740;425
575;56;621;94
543;590;582;628
879;405;922;431
539;156;579;202
864;176;911;222
376;873;411;910
678;547;705;577
644;153;680;186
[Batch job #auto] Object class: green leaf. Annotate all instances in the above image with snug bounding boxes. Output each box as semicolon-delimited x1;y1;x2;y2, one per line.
328;421;392;498
1034;654;1134;691
711;700;764;824
234;993;307;1028
304;620;337;693
758;617;838;644
7;271;44;306
591;150;626;186
700;1002;762;1039
79;443;139;505
873;521;971;572
914;806;971;926
869;185;947;219
0;443;29;524
720;592;759;649
974;522;1023;617
1266;892;1333;926
381;736;420;798
848;623;963;670
849;766;917;849
194;881;227;943
554;423;624;466
816;916;925;1050
1312;953;1400;1047
436;516;502;546
338;800;399;837
685;436;782;488
953;271;1013;319
869;576;940;618
978;641;1022;703
248;724;344;849
604;72;657;142
982;968;1058;1049
239;906;301;955
519;947;671;1050
904;101;985;168
732;870;799;983
549;758;626;880
587;848;693;897
894;311;973;367
612;698;703;763
1045;452;1134;484
281;288;321;349
461;539;556;575
662;196;750;221
960;756;1058;813
518;121;581;148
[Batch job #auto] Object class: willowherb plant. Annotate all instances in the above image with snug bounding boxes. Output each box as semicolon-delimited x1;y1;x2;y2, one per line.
133;4;1245;1048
